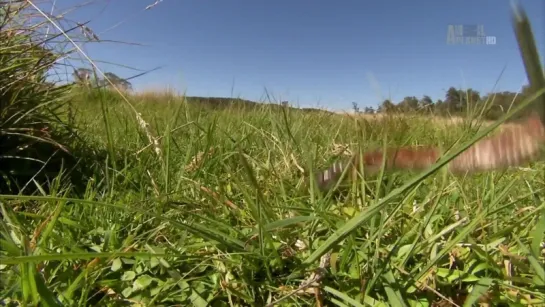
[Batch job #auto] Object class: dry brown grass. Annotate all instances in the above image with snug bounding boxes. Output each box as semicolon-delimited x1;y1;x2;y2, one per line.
336;111;500;128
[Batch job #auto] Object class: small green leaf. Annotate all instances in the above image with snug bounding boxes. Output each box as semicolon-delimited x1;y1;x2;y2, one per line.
121;287;133;298
189;289;208;307
149;257;160;269
464;278;493;307
121;271;136;281
133;274;154;291
111;258;122;272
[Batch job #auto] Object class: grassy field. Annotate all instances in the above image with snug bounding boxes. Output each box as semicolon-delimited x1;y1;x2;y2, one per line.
2;86;545;306
2;2;545;307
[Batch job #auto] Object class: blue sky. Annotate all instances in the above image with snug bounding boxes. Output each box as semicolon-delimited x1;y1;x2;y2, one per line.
49;0;544;111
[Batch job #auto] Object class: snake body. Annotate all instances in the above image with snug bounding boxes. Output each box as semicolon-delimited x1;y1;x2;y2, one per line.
311;112;545;192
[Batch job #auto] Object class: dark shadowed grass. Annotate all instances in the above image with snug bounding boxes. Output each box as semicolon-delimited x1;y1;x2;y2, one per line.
1;1;544;307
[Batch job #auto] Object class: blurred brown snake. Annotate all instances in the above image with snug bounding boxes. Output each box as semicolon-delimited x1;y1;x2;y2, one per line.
311;112;545;191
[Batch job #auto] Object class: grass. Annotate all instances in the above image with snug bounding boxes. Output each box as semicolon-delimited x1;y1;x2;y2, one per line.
1;1;544;306
2;86;544;306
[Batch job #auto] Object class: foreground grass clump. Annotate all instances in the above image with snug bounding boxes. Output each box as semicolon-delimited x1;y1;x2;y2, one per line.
0;6;72;194
0;2;103;197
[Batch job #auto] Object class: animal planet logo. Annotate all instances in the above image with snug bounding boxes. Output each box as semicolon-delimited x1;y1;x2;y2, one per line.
446;24;497;45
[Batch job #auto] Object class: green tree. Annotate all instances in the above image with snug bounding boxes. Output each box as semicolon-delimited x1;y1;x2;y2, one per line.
378;99;395;113
445;87;463;113
419;95;434;112
443;87;480;114
364;106;375;114
352;102;360;113
398;96;419;112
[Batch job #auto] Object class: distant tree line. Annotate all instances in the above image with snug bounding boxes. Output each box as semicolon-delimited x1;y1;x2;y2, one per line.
71;68;535;122
353;86;536;121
